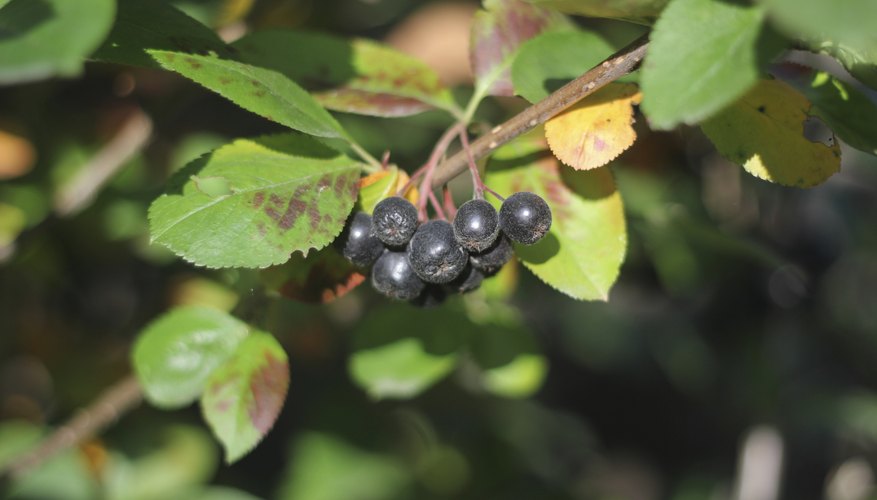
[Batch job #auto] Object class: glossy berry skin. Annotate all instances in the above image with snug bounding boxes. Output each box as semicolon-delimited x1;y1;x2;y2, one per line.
469;235;514;276
453;199;500;252
499;192;552;245
447;265;484;294
372;196;418;247
371;250;425;301
407;220;469;284
337;212;384;268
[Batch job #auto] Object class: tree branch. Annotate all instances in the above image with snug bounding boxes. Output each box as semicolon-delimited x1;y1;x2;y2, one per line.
431;33;650;188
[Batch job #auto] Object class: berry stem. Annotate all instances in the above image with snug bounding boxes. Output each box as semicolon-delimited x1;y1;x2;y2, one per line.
428;190;447;220
442;185;457;220
458;128;486;200
417;123;465;220
483;185;506;202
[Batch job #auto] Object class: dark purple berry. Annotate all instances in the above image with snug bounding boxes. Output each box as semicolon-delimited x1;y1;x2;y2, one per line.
410;285;448;308
469;235;514;276
336;212;384;268
407;220;469;284
371;250;425;301
372;196;418;247
447;265;484;294
499;192;551;245
453;199;499;252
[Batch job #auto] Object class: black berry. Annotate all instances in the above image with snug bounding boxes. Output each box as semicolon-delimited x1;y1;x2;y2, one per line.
336;212;384;268
410;285;448;308
499;192;551;245
469;235;514;275
407;220;469;284
372;196;418;247
447;265;484;294
371;250;425;301
453;199;500;252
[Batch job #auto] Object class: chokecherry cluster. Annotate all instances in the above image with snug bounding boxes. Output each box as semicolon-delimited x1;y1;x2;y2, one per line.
337;192;552;306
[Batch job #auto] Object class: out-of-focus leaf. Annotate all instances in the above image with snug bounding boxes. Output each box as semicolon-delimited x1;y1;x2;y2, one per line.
641;0;770;129
486;132;626;301
132;306;249;408
169;276;239;311
814;42;877;90
172;0;255;28
797;72;877;155
150;51;347;140
0;128;35;179
0;0;114;84
524;0;668;22
545;82;642;170
356;165;417;214
511;30;617;103
701;79;841;188
468;320;547;398
149;134;361;269
233;30;458;117
201;332;289;463
471;0;572;97
261;246;366;304
0;202;25;249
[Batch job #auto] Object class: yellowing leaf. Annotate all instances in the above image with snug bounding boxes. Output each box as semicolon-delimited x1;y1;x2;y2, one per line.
357;166;418;213
545;83;641;171
702;79;841;188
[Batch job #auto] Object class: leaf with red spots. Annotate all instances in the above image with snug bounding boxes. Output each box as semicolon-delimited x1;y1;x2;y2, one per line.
149;134;362;269
201;332;289;463
471;0;572;97
261;246;366;304
485;130;626;300
232;30;458;118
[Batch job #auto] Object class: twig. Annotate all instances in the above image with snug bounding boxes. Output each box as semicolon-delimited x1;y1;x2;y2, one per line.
0;375;143;481
430;33;650;188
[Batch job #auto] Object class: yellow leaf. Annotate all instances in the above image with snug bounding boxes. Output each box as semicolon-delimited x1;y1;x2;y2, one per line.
544;82;642;170
357;166;418;214
701;79;841;188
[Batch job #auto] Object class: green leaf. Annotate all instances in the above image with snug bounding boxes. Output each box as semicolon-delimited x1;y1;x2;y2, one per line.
133;306;250;409
524;0;668;22
511;30;617;103
92;0;235;69
471;0;572;97
149;51;347;139
814;42;877;90
701;79;841;188
349;306;467;399
232;30;458;117
467;320;547;398
485;132;626;300
201;331;289;463
799;72;877;155
355;165;417;214
149;134;362;269
0;0;115;84
641;0;773;130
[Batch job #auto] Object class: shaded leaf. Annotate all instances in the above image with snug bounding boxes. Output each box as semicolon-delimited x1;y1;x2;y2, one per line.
0;0;115;84
150;51;347;139
797;72;877;155
641;0;772;130
261;246;366;304
545;82;642;170
701;79;841;188
486;132;626;300
232;30;457;117
471;0;572;97
524;0;668;22
813;42;877;90
149;134;362;269
467;319;547;398
201;332;289;463
132;306;250;408
356;165;418;214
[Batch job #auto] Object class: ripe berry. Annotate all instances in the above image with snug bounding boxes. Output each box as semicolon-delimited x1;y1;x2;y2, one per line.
447;265;484;294
336;212;384;268
499;192;552;245
469;235;514;275
407;220;469;284
453;199;499;252
372;196;418;247
371;250;425;301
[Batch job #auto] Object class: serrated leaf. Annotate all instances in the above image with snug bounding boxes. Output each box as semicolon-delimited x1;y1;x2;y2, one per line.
471;0;572;97
512;30;617;103
701;79;841;188
0;0;115;84
92;0;235;69
201;332;289;463
233;30;458;117
798;72;877;155
349;306;468;399
545;82;642;170
261;245;366;304
149;51;347;139
524;0;668;22
133;306;250;408
356;165;418;214
468;320;546;398
486;132;626;300
641;0;771;130
149;134;361;269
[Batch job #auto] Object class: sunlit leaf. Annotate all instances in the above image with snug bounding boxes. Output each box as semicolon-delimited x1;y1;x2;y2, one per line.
545;82;642;170
149;134;361;269
356;165;417;214
133;306;250;408
701;79;841;188
201;332;289;463
524;0;668;22
261;246;366;304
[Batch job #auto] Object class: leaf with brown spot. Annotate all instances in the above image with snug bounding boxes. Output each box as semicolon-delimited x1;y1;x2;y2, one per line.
201;331;289;463
261;245;366;304
545;82;642;170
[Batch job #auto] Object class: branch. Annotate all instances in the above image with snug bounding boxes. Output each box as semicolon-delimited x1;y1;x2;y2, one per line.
431;33;650;188
0;375;143;481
